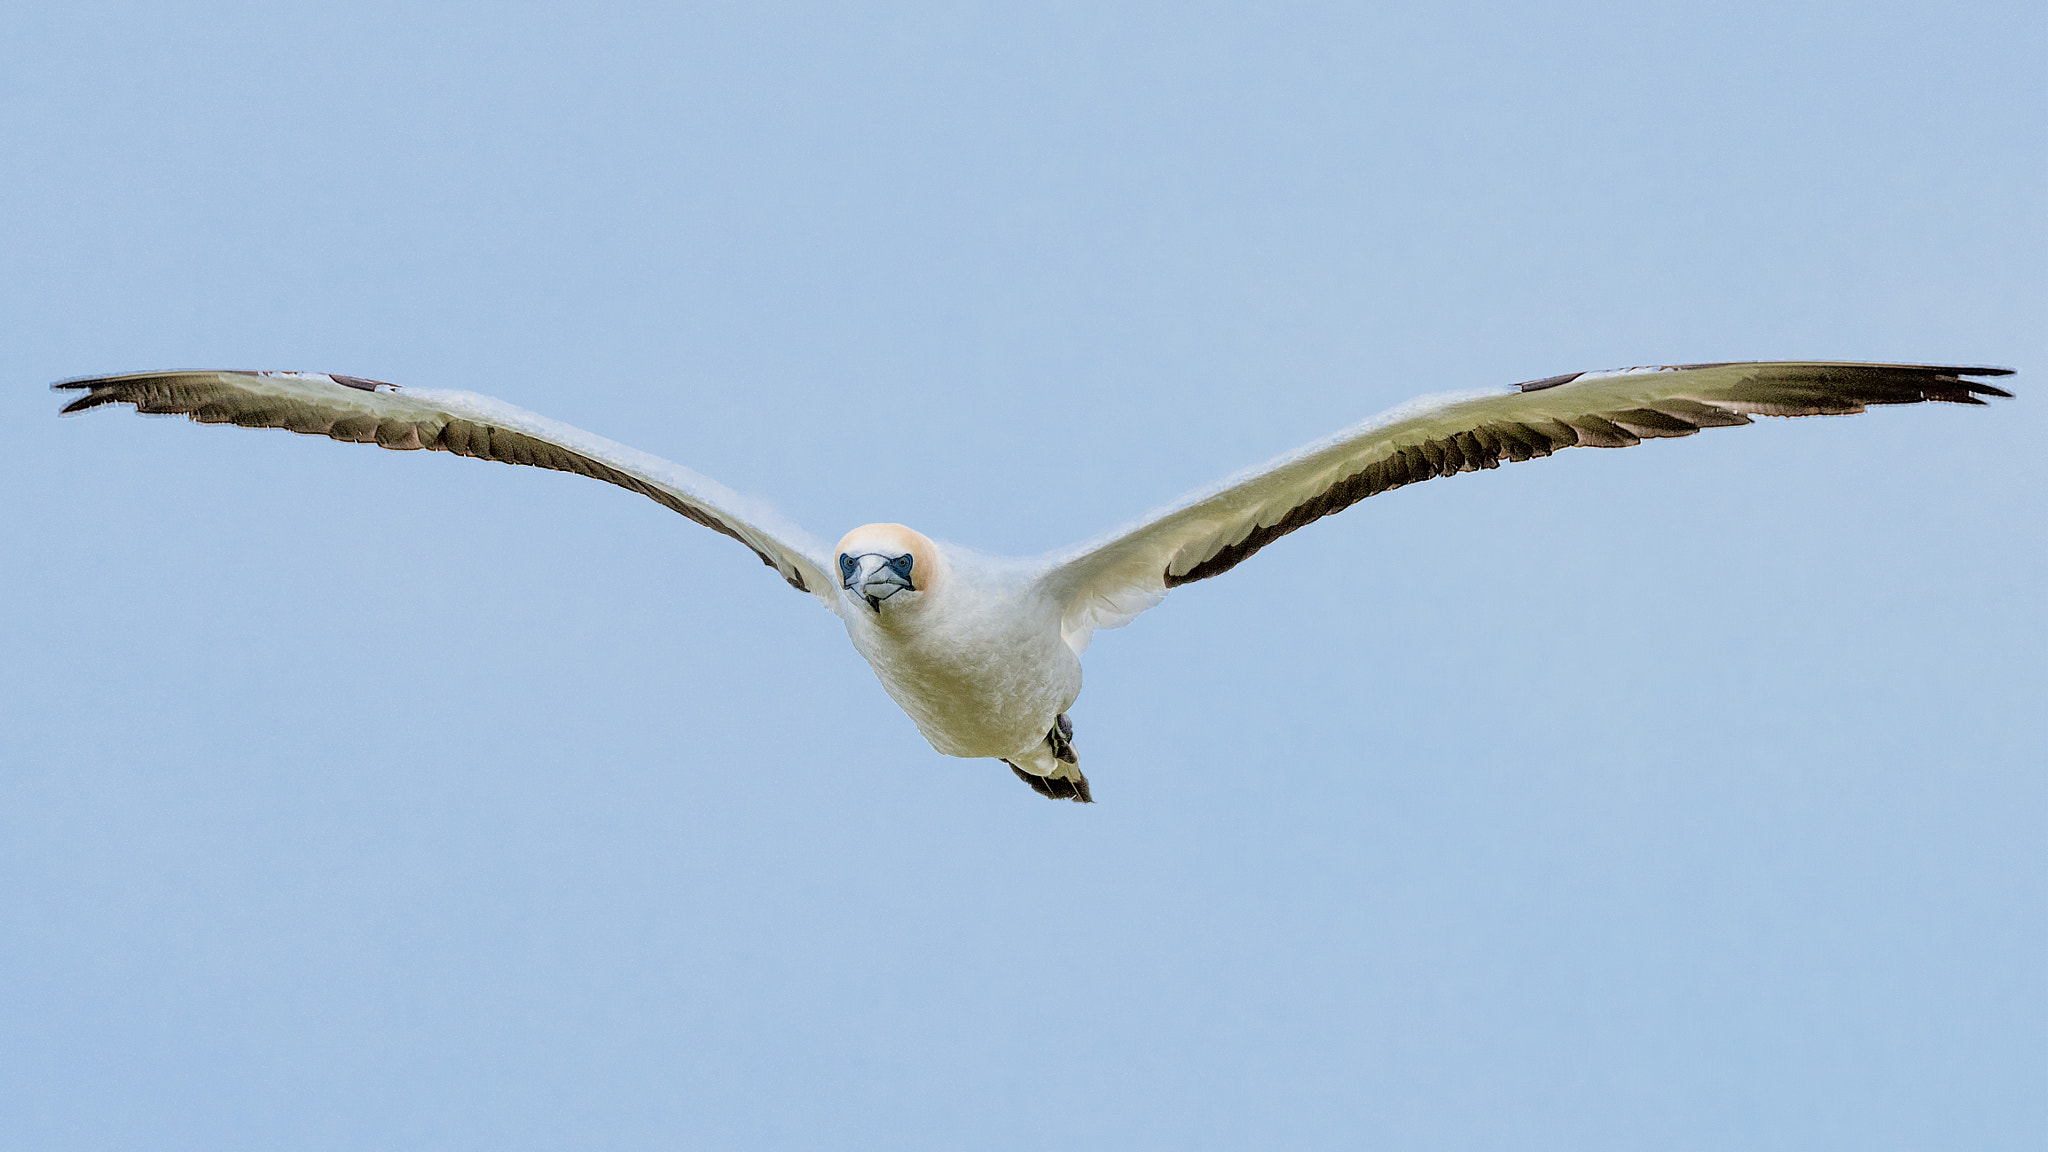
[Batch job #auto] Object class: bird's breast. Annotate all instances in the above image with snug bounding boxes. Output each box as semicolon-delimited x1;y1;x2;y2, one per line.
844;592;1080;760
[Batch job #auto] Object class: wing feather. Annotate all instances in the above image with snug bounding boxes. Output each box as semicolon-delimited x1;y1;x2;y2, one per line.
55;370;836;601
1036;361;2012;651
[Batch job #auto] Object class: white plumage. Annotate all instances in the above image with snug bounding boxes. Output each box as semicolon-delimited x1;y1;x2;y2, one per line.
56;362;2012;803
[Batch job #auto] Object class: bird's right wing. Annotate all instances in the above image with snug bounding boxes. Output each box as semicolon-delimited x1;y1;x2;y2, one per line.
56;370;838;602
1035;361;2013;651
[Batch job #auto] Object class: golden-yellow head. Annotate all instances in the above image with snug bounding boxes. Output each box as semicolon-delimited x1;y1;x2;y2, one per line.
833;523;942;613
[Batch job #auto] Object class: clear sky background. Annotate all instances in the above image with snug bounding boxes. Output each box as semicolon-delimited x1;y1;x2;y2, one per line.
2;2;2042;1149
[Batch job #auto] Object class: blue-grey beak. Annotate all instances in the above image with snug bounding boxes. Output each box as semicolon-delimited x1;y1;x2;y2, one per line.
840;552;915;612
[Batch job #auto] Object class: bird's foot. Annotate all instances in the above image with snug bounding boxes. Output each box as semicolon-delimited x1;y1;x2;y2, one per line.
1004;714;1091;803
1049;712;1077;764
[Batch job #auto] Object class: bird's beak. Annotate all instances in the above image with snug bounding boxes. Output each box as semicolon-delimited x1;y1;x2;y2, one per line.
844;554;914;611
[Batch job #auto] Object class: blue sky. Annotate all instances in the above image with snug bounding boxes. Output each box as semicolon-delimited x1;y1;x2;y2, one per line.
2;2;2042;1148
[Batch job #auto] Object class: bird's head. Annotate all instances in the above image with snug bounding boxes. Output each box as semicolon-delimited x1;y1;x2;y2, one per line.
834;523;941;616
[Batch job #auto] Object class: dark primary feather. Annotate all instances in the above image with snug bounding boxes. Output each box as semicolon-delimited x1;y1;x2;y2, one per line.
1166;362;2013;587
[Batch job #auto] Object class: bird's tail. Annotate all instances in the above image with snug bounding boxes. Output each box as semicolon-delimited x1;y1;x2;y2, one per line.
1009;761;1092;803
1004;714;1092;803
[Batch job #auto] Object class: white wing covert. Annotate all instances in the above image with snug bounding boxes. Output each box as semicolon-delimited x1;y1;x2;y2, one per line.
55;370;838;601
1036;361;2013;652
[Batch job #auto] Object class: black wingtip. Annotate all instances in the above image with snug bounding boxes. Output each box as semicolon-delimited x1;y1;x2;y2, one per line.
1944;367;2014;401
1516;372;1583;393
49;370;194;391
52;376;117;414
50;369;405;418
51;373;133;415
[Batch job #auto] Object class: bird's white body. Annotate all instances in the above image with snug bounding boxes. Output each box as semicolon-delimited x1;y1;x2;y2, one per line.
836;543;1081;771
55;362;2012;802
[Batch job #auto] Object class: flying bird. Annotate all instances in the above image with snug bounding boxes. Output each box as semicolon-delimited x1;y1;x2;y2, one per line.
55;362;2012;802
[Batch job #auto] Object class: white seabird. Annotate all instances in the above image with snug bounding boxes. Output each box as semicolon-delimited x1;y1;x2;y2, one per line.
55;362;2013;802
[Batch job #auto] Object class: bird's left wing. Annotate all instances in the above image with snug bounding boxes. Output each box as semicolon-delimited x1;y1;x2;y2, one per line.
1035;361;2013;652
56;370;838;601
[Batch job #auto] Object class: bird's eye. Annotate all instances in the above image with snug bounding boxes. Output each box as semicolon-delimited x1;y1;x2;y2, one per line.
838;554;856;577
889;554;914;577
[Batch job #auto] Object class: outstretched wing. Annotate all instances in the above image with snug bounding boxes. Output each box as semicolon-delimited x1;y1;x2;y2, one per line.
56;370;838;601
1037;361;2013;651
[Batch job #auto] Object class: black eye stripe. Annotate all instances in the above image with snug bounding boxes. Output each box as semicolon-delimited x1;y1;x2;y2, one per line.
840;551;914;588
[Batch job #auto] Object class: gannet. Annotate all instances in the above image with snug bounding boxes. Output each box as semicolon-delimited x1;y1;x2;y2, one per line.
55;362;2013;802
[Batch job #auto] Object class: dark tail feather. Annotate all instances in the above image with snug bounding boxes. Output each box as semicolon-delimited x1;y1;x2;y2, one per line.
1002;713;1092;803
1008;761;1093;803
